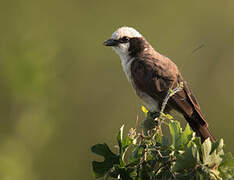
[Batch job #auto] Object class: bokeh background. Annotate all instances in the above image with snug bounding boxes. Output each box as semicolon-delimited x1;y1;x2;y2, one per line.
0;0;234;179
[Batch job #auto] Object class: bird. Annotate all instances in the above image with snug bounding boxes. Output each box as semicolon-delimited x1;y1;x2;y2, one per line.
103;26;215;142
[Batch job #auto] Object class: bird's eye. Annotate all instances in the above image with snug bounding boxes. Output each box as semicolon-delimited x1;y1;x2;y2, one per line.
120;36;129;43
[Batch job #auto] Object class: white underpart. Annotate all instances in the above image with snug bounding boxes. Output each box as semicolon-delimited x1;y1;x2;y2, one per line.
137;91;160;112
119;55;160;112
110;27;159;112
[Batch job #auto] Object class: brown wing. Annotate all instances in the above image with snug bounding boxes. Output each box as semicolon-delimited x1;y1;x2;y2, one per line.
131;56;208;127
131;57;176;102
131;55;181;107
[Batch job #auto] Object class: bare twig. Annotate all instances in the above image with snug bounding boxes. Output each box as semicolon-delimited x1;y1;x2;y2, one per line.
160;82;184;115
154;82;184;135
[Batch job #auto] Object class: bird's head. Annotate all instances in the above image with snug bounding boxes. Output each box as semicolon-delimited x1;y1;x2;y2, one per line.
104;26;146;60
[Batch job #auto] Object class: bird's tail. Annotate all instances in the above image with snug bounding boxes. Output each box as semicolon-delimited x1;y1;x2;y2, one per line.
178;79;215;143
184;114;215;142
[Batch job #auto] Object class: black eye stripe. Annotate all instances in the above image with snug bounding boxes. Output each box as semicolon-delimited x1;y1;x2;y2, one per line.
119;36;129;43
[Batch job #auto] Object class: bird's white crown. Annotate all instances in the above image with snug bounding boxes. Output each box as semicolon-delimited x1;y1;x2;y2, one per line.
111;26;142;40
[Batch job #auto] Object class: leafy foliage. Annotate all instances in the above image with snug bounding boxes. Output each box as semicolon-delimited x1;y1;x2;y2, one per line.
91;114;234;179
91;85;234;179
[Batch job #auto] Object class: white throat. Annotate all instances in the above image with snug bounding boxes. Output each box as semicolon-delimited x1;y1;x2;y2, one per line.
117;50;134;82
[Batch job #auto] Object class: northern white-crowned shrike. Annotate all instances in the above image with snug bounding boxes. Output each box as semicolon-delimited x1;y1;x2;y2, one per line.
104;26;215;142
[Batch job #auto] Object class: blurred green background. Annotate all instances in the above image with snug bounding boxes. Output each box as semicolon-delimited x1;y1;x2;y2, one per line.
0;0;234;179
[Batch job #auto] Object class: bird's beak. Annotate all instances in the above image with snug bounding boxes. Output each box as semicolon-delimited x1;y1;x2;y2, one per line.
103;38;118;46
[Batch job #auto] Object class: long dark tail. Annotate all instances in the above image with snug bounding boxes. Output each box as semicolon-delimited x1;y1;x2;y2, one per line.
171;76;215;143
182;80;215;142
185;115;215;142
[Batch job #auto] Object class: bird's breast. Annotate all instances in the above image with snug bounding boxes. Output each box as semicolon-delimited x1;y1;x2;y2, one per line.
121;57;134;83
120;57;159;112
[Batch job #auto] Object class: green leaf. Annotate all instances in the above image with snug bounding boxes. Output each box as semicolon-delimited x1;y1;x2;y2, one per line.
219;167;234;180
91;143;119;178
155;166;173;179
161;136;169;148
154;133;162;144
219;157;234;180
121;136;133;165
172;142;199;172
165;113;173;120
109;165;135;180
201;138;224;168
169;120;183;149
182;124;193;142
122;136;132;153
142;116;157;134
192;137;202;161
169;121;195;151
139;162;152;180
210;138;224;155
117;125;124;153
197;165;211;180
201;138;212;165
132;146;144;160
220;152;234;167
209;150;223;167
117;125;133;166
